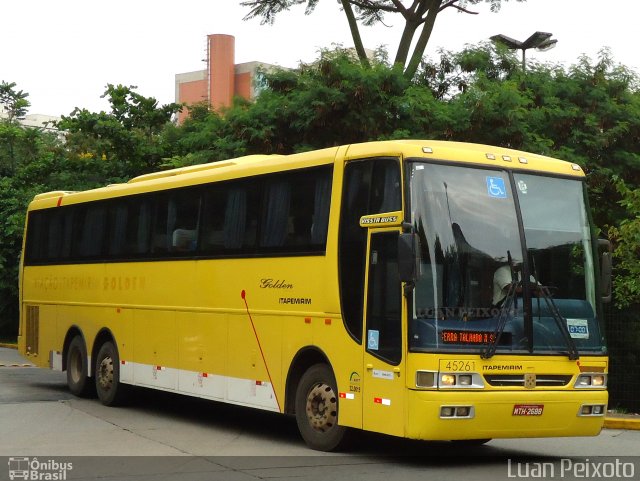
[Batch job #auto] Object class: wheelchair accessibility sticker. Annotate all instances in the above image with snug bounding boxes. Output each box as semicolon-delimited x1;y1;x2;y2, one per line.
486;176;507;199
367;330;380;351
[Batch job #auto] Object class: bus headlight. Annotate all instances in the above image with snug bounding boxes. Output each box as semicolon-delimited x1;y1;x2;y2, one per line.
441;374;456;386
575;373;607;388
437;372;484;389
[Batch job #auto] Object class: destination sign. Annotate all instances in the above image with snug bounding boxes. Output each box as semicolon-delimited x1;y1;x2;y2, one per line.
441;330;496;344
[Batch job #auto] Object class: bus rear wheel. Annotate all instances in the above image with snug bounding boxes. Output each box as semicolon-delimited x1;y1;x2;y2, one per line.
295;364;347;451
66;335;93;397
95;340;128;406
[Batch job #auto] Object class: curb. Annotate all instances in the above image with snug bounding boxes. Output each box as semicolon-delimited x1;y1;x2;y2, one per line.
603;417;640;431
0;343;18;349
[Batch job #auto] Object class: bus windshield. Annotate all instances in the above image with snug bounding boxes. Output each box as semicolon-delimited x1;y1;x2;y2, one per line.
407;162;606;356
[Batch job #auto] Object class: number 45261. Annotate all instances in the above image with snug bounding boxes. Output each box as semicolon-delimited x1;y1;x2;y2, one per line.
444;360;475;372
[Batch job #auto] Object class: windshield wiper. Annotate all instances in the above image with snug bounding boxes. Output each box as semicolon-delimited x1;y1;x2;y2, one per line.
482;252;518;359
530;256;579;360
536;285;580;360
481;279;517;359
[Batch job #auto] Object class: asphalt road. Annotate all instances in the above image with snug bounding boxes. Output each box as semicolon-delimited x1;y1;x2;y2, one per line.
1;347;639;481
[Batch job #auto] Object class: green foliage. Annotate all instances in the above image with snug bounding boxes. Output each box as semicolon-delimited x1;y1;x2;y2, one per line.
0;177;43;336
608;178;640;308
0;81;30;122
58;84;182;179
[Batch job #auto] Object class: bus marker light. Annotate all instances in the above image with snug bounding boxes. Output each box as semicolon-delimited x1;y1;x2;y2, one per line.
458;375;472;386
422;147;433;154
486;153;496;160
325;318;332;325
502;155;512;162
518;157;528;164
305;317;311;324
202;372;208;378
339;392;355;400
374;397;391;406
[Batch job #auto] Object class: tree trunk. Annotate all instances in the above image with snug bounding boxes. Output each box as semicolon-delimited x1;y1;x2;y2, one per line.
341;0;370;67
394;20;420;68
403;0;442;80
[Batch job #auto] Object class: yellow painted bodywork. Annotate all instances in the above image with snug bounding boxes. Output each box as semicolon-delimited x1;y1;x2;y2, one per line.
18;140;605;441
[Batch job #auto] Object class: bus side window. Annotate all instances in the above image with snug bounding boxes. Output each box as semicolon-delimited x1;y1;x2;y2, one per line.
201;187;227;252
261;178;291;248
168;190;201;253
70;204;107;260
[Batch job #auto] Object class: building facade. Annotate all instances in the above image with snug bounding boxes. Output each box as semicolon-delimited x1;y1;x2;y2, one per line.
175;34;276;123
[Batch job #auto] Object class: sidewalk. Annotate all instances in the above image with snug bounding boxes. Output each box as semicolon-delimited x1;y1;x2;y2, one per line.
0;344;34;367
603;412;640;431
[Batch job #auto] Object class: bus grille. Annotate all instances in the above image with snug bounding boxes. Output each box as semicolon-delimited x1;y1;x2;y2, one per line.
484;374;572;387
25;305;40;355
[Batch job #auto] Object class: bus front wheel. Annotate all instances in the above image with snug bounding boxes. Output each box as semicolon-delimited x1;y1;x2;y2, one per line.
295;363;347;451
94;340;128;406
66;335;93;397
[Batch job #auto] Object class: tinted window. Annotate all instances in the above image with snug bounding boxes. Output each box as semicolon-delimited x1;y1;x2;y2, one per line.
339;158;401;343
23;165;332;265
200;182;260;252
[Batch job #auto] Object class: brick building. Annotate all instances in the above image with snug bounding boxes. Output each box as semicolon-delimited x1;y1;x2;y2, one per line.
175;34;277;123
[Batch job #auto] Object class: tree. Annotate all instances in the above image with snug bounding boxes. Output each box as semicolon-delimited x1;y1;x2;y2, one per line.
242;0;524;79
608;178;640;309
57;84;182;180
0;81;29;123
0;81;32;176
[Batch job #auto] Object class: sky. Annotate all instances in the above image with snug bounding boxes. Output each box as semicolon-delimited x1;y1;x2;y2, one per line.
2;0;639;117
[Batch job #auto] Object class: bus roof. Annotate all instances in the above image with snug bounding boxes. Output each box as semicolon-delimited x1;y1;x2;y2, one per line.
28;140;584;211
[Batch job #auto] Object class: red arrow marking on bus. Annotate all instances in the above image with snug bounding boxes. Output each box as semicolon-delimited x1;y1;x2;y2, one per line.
241;290;281;412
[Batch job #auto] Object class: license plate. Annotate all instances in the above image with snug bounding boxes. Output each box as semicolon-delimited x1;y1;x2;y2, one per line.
513;404;544;416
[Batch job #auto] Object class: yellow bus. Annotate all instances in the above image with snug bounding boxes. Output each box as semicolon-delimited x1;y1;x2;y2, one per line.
19;140;611;451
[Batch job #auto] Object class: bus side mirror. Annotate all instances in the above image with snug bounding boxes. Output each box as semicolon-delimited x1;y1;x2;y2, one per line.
398;233;420;284
598;239;612;303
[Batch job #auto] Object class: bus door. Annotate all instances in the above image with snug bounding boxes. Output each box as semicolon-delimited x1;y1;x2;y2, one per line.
362;229;405;437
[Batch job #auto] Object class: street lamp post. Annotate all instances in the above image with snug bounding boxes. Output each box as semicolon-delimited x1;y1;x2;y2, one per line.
490;31;558;71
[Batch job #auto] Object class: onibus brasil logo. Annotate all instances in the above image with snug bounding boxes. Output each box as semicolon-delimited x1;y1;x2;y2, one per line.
7;457;73;480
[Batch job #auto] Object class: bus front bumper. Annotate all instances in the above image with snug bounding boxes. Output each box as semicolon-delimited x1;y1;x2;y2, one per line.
406;389;608;441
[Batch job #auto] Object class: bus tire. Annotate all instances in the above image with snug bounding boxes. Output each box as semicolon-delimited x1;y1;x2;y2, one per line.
295;363;347;451
66;335;94;397
94;340;128;406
